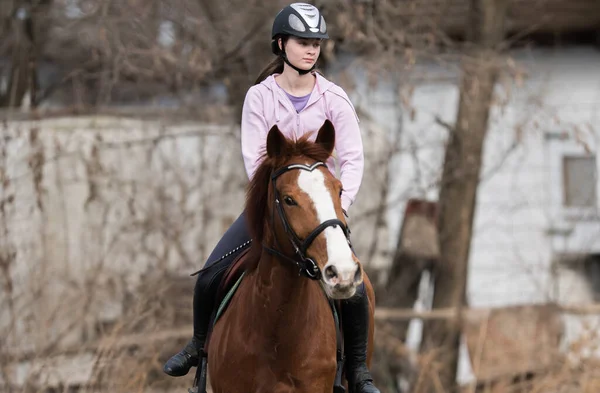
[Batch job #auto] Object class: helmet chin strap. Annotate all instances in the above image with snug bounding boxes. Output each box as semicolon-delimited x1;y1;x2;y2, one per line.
282;54;315;75
279;41;314;75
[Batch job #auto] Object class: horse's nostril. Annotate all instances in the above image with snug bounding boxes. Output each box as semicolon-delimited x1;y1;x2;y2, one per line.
324;265;338;280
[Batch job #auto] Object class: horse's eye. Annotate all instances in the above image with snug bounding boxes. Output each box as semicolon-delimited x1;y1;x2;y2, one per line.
339;189;343;198
284;196;297;206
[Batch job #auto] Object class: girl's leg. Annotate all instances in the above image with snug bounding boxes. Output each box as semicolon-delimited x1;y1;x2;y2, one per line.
341;283;381;393
163;213;251;377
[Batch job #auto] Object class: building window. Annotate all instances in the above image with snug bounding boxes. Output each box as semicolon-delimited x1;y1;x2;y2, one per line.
563;155;597;208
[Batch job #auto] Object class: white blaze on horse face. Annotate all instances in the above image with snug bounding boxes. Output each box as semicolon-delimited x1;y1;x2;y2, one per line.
297;168;356;286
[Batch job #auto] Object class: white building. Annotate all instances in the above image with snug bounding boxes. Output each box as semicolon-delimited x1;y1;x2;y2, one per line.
334;44;600;382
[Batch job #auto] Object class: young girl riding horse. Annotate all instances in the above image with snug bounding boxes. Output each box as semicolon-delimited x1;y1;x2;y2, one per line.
163;3;380;392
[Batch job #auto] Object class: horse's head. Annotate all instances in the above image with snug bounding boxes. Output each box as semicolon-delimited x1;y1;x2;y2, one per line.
246;120;363;299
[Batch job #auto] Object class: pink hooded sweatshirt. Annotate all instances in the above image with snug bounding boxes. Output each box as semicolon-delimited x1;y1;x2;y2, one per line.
241;73;364;212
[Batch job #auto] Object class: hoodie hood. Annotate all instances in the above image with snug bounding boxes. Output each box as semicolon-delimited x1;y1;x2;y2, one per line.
259;73;340;123
260;72;335;94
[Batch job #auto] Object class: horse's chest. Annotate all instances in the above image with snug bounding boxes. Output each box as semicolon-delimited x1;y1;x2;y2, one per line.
217;318;337;389
209;279;340;393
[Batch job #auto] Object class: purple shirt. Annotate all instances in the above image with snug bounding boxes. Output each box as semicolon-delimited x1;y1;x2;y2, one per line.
283;90;311;113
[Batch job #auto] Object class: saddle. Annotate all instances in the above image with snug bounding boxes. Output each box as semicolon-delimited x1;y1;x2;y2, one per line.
190;248;347;393
209;247;252;330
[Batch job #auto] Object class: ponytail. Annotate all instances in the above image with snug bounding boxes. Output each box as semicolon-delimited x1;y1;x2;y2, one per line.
254;56;284;85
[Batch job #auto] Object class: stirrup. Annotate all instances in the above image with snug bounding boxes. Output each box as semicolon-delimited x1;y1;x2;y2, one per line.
333;351;346;393
188;351;208;393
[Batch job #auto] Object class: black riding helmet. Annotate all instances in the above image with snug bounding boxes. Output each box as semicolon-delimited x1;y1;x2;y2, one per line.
271;3;329;75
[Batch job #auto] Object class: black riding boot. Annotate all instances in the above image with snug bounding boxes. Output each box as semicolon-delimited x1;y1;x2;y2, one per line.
163;265;223;377
162;273;214;377
341;284;380;393
163;336;204;377
163;213;251;378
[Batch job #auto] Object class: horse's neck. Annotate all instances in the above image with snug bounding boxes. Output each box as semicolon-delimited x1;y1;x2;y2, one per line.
252;250;325;327
256;250;308;300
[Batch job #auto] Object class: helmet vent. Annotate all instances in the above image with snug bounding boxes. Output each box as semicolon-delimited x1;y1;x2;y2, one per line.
290;3;320;28
288;14;306;32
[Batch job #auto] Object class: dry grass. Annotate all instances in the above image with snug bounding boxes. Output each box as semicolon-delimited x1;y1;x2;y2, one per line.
6;308;600;393
371;316;600;393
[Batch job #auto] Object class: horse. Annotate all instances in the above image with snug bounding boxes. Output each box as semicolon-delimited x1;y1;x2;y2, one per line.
207;120;376;393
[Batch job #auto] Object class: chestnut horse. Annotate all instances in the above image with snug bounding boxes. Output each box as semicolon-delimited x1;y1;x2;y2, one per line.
207;120;376;393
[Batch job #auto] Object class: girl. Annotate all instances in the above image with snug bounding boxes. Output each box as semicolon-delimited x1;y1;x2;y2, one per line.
163;3;379;393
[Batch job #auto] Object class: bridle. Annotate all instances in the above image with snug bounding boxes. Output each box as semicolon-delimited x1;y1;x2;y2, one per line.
263;162;351;280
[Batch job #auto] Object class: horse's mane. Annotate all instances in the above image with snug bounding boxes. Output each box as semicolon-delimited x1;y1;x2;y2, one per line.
244;134;332;270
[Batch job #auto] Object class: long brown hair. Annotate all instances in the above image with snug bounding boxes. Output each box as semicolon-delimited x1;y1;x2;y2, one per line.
254;35;289;84
253;54;324;85
254;56;285;85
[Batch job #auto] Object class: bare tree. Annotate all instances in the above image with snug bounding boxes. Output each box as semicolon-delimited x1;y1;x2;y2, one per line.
420;1;508;391
0;0;53;108
1;0;287;115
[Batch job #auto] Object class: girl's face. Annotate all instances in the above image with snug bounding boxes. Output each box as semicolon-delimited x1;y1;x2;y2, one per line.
280;36;321;71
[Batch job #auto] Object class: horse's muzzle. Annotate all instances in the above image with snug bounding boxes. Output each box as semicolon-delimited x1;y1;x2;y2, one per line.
322;261;363;299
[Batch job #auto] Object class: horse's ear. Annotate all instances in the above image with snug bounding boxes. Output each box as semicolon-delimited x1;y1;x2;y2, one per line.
266;125;288;158
315;120;335;156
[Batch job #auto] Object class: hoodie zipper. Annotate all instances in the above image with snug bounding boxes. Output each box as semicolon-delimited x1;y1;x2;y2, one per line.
278;89;317;137
273;76;327;136
278;90;300;136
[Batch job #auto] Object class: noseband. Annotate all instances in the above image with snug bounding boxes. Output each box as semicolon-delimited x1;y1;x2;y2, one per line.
263;162;351;280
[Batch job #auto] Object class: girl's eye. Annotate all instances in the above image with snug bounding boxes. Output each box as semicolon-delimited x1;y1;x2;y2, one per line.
284;196;297;206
